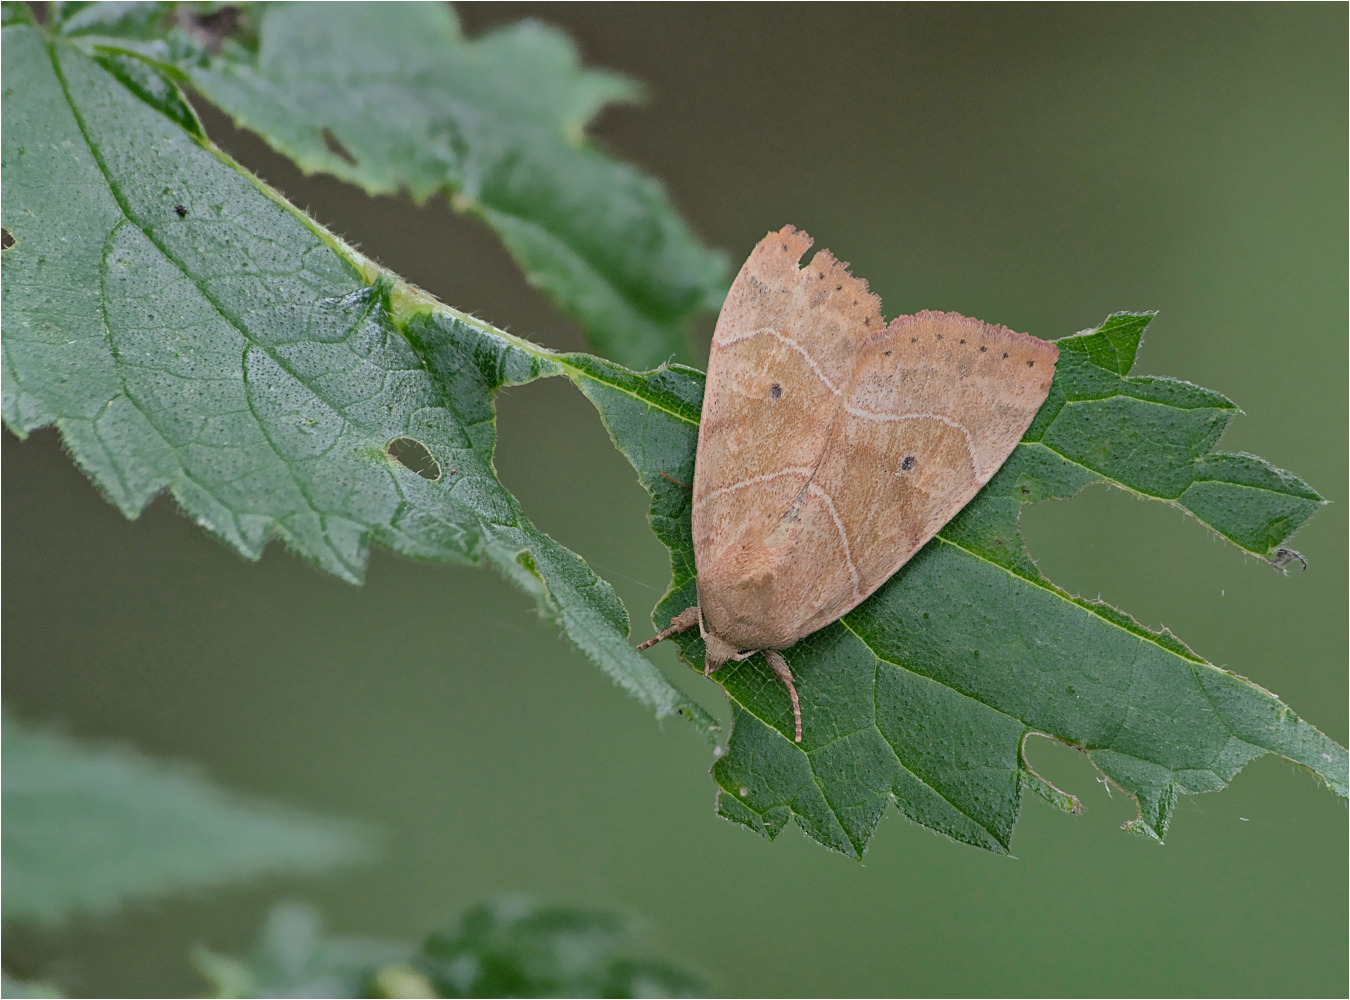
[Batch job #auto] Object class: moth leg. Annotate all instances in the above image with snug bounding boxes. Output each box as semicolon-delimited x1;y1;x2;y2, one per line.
636;605;702;650
764;649;802;743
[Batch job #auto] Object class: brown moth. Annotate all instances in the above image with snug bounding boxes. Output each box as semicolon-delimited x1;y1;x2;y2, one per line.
640;226;1058;742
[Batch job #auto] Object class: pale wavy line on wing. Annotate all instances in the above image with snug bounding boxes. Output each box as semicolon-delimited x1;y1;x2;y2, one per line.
844;405;979;473
697;465;817;504
806;481;863;599
718;327;844;395
717;327;980;474
696;469;862;601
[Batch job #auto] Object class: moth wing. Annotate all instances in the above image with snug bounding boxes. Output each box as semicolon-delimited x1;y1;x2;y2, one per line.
791;310;1058;637
692;226;881;648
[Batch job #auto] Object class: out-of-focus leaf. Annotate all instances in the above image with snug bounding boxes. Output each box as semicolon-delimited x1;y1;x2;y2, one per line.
195;902;416;999
577;314;1343;857
0;971;64;999
198;899;709;998
1;716;366;925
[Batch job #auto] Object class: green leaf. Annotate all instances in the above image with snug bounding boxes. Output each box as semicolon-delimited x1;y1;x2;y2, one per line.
56;1;730;369
5;13;1341;862
416;898;709;999
197;899;709;999
195;902;414;999
0;20;713;738
1;715;366;925
578;315;1343;857
0;971;64;999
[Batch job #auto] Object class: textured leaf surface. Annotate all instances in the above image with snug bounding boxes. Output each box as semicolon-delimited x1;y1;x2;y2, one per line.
197;899;709;998
1;716;365;924
585;313;1344;857
0;19;712;735
3;12;1341;861
54;1;730;368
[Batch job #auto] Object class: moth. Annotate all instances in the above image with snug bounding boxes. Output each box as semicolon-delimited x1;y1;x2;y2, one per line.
642;226;1058;741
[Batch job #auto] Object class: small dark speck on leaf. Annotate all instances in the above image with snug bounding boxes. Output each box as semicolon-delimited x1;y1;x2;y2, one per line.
174;204;188;217
177;5;244;54
386;436;442;481
1;228;13;250
321;128;358;166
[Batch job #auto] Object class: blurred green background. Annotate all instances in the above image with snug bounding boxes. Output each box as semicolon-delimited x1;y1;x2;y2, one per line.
4;4;1345;996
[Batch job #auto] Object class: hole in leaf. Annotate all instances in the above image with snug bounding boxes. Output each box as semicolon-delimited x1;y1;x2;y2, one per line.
322;128;358;166
1;229;13;250
386;437;442;481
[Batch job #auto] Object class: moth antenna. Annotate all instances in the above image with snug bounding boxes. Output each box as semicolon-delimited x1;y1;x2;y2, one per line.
764;649;802;742
636;605;702;650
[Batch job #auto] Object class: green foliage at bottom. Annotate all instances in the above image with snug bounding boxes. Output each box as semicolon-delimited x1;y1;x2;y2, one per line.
197;900;709;999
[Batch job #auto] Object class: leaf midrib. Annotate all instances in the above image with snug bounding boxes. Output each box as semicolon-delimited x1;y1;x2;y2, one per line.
50;39;376;575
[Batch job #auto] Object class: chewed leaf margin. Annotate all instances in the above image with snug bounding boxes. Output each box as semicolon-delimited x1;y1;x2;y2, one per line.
582;313;1343;858
1;16;716;742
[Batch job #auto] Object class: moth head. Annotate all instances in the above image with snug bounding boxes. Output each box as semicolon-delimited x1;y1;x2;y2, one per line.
702;630;755;670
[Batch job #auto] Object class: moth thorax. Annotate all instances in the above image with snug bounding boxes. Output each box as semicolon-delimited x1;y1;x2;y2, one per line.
698;562;799;655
